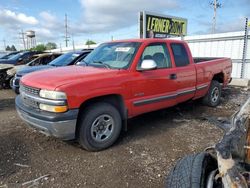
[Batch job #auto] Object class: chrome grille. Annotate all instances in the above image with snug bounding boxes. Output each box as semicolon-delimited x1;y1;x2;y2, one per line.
22;96;39;109
20;84;40;96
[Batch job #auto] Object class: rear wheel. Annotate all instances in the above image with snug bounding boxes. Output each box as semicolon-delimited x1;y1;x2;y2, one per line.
202;80;221;107
77;102;122;151
165;152;217;188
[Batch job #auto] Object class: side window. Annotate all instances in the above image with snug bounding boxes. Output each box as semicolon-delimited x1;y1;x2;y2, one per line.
42;57;52;65
171;43;190;67
140;43;171;69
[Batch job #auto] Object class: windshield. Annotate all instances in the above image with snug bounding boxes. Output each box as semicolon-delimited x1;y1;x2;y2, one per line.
49;52;80;66
9;52;26;60
81;42;141;69
1;53;18;59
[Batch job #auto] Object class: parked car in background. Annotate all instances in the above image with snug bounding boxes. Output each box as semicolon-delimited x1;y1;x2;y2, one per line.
16;39;232;151
0;64;14;88
0;51;41;65
12;49;92;93
5;53;63;90
0;51;20;60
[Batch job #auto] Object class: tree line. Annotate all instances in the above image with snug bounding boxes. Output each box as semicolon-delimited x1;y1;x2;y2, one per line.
6;40;96;52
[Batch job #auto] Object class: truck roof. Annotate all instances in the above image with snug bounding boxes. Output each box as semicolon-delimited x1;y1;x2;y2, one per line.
109;38;184;43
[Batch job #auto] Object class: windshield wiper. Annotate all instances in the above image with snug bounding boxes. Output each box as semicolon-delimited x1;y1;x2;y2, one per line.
93;61;111;69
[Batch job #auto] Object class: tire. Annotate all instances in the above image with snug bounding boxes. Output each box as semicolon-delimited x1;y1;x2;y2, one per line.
165;152;217;188
77;102;122;151
202;80;221;107
9;77;14;88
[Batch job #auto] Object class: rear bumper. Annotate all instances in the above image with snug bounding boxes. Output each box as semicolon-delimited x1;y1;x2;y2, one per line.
15;96;78;140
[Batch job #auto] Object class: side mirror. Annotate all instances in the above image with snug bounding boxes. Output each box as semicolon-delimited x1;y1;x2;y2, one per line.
138;59;157;71
18;58;23;62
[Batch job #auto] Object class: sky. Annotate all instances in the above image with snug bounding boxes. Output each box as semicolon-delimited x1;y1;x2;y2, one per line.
0;0;249;50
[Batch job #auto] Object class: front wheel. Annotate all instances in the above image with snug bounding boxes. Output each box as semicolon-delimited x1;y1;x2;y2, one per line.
202;80;222;107
77;102;122;151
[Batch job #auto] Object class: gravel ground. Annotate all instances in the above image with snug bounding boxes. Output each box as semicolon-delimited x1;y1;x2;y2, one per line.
0;87;249;188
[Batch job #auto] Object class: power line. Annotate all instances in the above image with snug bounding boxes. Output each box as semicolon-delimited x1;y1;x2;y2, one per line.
210;0;222;33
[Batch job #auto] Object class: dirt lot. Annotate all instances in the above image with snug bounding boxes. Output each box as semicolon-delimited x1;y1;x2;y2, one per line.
0;87;249;188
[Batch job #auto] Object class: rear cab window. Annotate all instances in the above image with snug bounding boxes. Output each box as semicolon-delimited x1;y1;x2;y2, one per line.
171;43;190;67
139;43;172;69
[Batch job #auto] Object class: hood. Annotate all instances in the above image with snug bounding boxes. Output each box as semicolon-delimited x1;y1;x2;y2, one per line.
21;66;120;90
17;65;53;76
0;64;14;71
0;60;16;65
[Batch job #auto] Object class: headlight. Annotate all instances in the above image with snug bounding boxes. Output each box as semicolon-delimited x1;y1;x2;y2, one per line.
39;104;68;113
39;90;67;100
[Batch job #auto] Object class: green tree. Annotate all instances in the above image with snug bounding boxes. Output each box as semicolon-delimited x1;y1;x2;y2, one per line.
46;42;57;50
5;45;11;51
10;45;17;51
31;44;47;52
85;40;96;45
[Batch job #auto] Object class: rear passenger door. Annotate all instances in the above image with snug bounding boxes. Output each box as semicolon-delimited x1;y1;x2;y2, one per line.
170;43;196;103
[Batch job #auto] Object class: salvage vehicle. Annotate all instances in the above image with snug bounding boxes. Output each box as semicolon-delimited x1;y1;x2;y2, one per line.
12;50;91;94
16;39;232;151
166;96;250;188
8;53;62;91
0;51;40;65
0;64;14;88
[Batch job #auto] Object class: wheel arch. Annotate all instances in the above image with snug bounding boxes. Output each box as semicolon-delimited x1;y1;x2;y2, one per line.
212;72;224;84
75;94;127;138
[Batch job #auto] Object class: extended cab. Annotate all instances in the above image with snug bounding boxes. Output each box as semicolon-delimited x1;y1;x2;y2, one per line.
15;39;232;151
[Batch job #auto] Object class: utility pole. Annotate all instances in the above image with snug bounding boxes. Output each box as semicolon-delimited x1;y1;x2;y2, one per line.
2;39;6;50
19;30;26;50
241;18;249;79
72;34;75;51
210;0;222;33
65;14;70;47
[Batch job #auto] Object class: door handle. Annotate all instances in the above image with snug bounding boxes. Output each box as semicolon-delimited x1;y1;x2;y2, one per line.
169;73;177;80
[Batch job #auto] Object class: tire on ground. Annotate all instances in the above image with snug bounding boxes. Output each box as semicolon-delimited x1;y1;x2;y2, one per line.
202;80;222;107
77;102;122;151
165;152;217;188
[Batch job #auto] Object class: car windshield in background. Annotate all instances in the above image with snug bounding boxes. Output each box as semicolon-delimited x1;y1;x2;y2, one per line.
81;42;141;69
8;52;25;60
1;53;18;59
49;52;80;66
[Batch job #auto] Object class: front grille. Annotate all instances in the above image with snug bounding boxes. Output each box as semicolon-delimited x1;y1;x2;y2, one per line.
23;97;39;109
20;84;40;96
20;84;40;109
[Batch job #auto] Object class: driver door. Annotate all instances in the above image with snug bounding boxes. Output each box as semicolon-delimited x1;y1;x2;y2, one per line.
131;42;177;116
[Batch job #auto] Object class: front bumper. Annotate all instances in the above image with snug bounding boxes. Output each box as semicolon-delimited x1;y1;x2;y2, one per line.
15;95;79;140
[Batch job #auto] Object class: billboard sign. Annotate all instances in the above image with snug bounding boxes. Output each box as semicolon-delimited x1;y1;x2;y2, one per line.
139;11;187;38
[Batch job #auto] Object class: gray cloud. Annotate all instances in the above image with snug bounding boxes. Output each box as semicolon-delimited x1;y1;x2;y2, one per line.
78;0;180;33
0;9;38;29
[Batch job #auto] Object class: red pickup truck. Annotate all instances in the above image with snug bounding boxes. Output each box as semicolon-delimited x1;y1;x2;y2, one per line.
16;39;232;151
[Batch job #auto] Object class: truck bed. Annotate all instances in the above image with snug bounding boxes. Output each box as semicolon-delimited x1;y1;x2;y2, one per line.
193;57;221;63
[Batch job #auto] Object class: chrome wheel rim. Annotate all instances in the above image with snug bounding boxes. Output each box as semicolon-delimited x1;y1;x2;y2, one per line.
211;87;219;103
91;114;114;142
